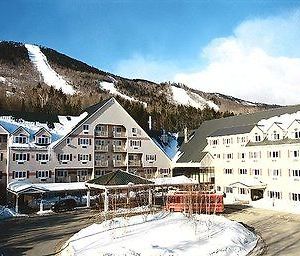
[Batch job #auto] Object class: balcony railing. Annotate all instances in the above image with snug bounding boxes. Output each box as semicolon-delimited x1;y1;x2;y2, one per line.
113;159;125;167
95;131;108;137
128;160;142;167
94;160;108;167
113;145;126;152
95;145;108;151
113;132;126;138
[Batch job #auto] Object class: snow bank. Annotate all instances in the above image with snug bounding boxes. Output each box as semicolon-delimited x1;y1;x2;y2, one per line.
171;86;219;111
0;205;27;220
100;82;147;107
25;44;75;95
61;212;257;256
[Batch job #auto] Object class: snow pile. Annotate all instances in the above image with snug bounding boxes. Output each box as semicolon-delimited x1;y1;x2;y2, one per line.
151;175;198;185
100;82;147;107
55;112;88;136
171;86;219;111
61;212;257;256
0;205;27;220
0;76;6;83
25;44;75;95
258;111;300;132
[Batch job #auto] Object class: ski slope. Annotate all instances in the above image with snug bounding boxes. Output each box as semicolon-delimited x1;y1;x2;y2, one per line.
25;44;75;94
171;86;219;111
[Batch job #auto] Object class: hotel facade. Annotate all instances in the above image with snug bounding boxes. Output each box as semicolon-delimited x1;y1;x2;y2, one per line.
0;98;171;203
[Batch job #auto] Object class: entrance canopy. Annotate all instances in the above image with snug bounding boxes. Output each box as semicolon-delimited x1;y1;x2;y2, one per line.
229;179;267;189
7;180;87;196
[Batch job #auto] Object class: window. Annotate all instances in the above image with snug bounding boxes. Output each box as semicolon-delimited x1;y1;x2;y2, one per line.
0;171;2;179
13;153;29;162
114;154;122;161
293;150;300;158
223;153;233;160
249;151;261;159
239;169;247;175
239;188;246;194
36;153;49;161
57;170;67;177
225;187;233;193
146;154;156;162
13;171;28;179
224;168;233;174
217;186;221;191
95;170;106;176
238;153;246;159
66;138;71;145
272;169;281;176
223;138;232;145
273;132;280;140
291;193;300;201
132;128;138;136
83;124;89;132
267;151;280;158
130;140;141;148
78;138;91;146
58;154;72;162
36;135;50;145
14;134;28;144
295;131;300;139
255;134;261;142
0;153;3;161
269;191;282;199
160;168;170;174
211;139;218;145
36;170;50;178
78;154;91;162
253;169;261;176
292;170;300;177
77;170;88;176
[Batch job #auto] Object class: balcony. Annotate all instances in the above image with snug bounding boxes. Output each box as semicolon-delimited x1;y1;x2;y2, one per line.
94;160;108;167
128;160;142;167
95;131;108;137
113;131;126;138
113;145;126;152
95;145;108;152
113;159;125;167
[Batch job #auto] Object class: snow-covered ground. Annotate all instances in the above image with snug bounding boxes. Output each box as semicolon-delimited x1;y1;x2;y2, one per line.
100;82;147;107
171;86;219;111
25;44;75;95
61;212;257;256
0;76;6;83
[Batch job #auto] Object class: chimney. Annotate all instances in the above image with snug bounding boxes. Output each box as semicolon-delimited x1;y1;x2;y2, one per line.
148;116;152;131
184;127;188;143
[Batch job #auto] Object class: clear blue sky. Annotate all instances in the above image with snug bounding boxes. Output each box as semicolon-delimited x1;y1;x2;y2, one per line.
0;0;296;72
1;0;300;105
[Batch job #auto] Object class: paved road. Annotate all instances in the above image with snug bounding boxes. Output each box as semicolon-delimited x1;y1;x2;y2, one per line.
223;205;300;256
0;209;101;256
1;206;300;256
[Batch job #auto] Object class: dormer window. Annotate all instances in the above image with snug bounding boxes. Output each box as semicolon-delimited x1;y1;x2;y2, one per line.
14;133;28;144
255;134;261;142
295;131;300;139
83;124;89;134
273;131;280;140
36;135;50;145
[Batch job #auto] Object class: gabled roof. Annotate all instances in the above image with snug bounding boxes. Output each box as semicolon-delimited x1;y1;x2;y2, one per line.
87;170;154;186
208;124;255;137
266;122;284;132
177;104;300;163
34;127;51;137
0;123;10;134
287;119;300;130
12;126;30;136
52;97;113;149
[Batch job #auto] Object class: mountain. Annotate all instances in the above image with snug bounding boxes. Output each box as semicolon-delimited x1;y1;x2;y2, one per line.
0;41;279;131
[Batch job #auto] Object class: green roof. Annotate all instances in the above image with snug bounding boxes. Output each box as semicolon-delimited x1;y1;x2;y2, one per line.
87;170;154;186
177;104;300;163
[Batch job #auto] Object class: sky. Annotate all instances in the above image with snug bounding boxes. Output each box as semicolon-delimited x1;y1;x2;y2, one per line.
1;0;300;105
